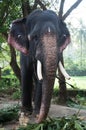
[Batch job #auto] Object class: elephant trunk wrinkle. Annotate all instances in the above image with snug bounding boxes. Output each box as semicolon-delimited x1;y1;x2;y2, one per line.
42;33;57;77
37;33;58;123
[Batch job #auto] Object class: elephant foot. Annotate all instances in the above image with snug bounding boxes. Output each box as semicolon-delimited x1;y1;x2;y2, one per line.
21;106;33;115
19;112;29;126
33;109;40;118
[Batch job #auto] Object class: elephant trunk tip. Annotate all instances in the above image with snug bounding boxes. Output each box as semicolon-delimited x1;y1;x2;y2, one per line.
36;112;47;123
35;103;49;123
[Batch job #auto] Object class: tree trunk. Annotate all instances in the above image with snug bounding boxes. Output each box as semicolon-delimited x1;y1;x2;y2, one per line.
0;67;1;79
58;53;67;104
8;0;32;82
9;46;21;82
21;0;32;17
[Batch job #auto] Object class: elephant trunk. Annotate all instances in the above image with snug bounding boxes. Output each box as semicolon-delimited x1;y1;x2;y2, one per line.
37;31;58;123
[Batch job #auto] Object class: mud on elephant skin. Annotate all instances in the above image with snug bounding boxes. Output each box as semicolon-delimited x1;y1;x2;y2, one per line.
8;9;71;123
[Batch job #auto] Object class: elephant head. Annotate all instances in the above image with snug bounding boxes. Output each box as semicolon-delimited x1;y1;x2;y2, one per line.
8;9;70;123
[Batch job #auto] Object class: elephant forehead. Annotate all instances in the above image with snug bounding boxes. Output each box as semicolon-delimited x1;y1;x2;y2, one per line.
42;33;57;44
41;33;57;54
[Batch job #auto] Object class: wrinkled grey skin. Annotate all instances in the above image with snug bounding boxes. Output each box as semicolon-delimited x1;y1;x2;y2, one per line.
8;9;70;123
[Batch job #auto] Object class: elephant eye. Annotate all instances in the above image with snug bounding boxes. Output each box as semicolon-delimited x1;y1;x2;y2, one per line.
63;34;66;37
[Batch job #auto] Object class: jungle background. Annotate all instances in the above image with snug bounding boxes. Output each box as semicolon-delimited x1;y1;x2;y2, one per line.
0;0;86;107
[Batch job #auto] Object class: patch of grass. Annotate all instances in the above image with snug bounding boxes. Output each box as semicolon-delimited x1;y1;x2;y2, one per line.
54;76;86;90
71;76;86;89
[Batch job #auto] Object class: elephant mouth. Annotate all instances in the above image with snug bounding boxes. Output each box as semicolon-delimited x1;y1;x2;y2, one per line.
37;60;70;81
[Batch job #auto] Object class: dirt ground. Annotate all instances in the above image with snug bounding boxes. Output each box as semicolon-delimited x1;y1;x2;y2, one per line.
0;98;86;130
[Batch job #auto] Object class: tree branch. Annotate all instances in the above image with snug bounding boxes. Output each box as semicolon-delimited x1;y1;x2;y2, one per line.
62;0;83;20
9;46;21;82
58;0;65;19
21;0;31;17
32;0;38;9
33;0;47;10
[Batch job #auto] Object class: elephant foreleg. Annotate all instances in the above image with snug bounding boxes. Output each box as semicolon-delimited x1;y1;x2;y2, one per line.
34;80;42;115
21;69;33;114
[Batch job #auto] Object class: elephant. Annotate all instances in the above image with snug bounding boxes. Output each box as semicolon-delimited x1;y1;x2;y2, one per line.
8;9;71;123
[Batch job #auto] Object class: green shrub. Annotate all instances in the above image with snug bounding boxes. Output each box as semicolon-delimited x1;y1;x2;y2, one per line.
12;89;21;100
0;77;20;95
64;58;86;76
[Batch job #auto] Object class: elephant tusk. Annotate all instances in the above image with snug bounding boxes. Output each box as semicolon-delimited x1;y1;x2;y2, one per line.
28;34;31;40
59;61;71;80
37;60;43;80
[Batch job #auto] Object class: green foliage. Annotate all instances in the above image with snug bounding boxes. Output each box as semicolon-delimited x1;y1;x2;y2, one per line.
0;105;19;124
12;89;21;100
64;21;86;76
1;65;19;84
76;95;86;106
0;76;19;88
67;97;86;110
0;66;20;100
0;43;10;69
0;68;20;99
18;116;86;130
64;58;86;76
0;77;20;100
0;0;22;33
0;34;6;43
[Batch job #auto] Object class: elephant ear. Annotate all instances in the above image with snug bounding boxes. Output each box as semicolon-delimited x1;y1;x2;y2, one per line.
8;18;29;54
58;19;71;52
